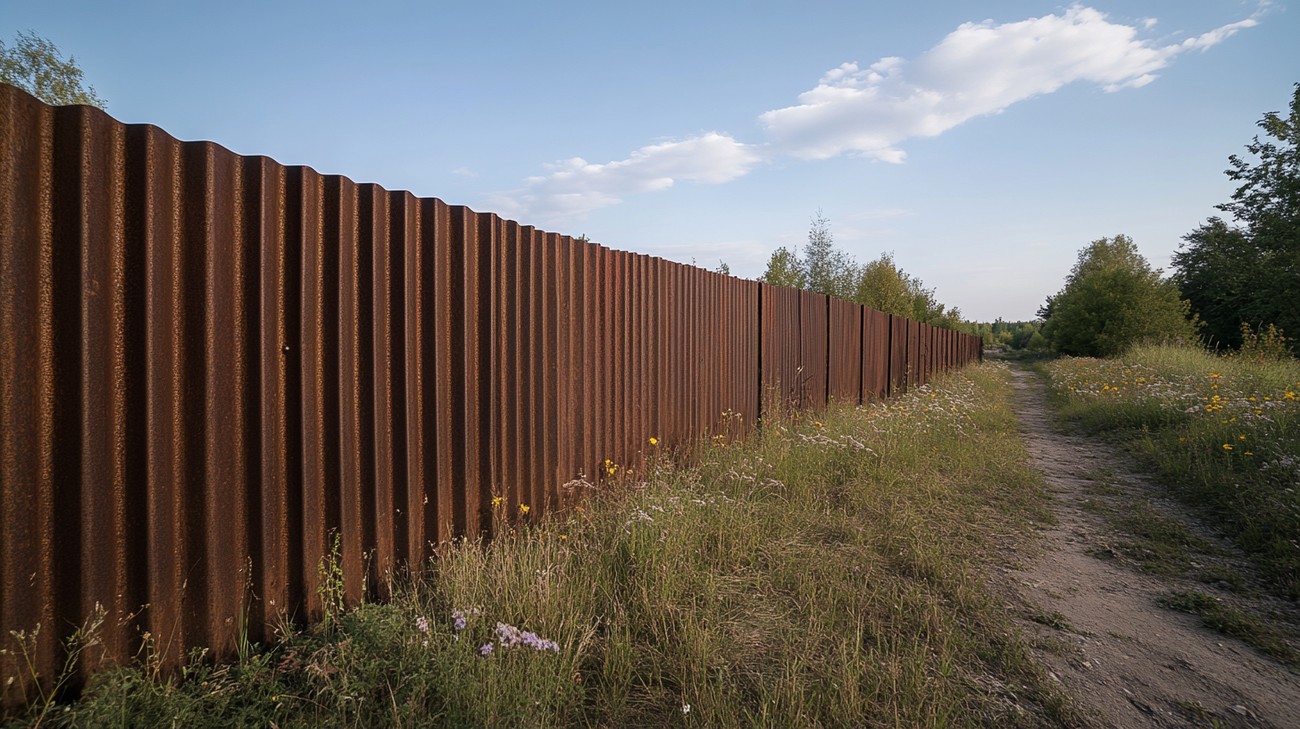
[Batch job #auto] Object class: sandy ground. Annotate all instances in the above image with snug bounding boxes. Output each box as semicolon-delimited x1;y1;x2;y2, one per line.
1002;365;1300;728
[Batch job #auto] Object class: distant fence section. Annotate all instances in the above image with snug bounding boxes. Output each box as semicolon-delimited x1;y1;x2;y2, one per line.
0;84;982;706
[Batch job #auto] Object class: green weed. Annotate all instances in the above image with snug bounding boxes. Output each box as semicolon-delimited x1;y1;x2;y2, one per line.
6;363;1081;728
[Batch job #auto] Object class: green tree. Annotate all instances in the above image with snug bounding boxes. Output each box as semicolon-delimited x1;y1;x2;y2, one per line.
855;253;915;316
759;245;806;289
760;212;964;326
854;251;961;325
802;210;858;299
1173;83;1299;351
0;30;105;108
1171;218;1266;348
1041;235;1198;357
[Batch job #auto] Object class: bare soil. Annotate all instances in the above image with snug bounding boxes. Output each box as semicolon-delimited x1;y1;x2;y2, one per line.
1002;364;1300;728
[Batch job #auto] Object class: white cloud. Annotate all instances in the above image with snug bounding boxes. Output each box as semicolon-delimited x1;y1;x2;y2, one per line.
492;5;1257;221
488;132;763;222
759;5;1256;161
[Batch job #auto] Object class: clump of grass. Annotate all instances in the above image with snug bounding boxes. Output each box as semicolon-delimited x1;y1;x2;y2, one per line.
1157;590;1299;668
7;363;1080;728
1045;344;1300;598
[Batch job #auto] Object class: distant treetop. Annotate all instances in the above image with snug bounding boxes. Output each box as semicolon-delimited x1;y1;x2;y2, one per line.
1;30;106;109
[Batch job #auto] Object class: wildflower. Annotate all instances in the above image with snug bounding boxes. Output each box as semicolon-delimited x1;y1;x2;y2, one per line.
1239;435;1247;441
492;496;504;508
683;704;691;715
1223;444;1234;451
451;610;467;631
494;622;560;652
479;643;494;656
415;616;430;634
519;503;530;514
649;436;659;446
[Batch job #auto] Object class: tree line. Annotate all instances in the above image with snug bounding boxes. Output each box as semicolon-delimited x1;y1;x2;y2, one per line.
759;211;964;329
1036;83;1298;357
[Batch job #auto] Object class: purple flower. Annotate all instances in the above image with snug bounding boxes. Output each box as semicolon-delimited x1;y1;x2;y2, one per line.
494;621;560;652
478;643;494;656
451;609;467;631
415;616;430;634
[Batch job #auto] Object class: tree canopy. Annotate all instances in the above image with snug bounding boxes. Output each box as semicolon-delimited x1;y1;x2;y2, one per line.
1173;83;1298;350
1041;235;1198;357
760;212;962;326
0;30;105;108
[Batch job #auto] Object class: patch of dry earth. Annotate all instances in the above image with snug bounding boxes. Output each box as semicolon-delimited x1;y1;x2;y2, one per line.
1003;365;1300;728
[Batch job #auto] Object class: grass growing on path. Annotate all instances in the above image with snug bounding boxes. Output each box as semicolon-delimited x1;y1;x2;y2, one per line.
9;363;1075;728
1044;344;1300;598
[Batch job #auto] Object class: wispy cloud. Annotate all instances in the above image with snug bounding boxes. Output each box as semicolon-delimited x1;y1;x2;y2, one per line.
760;5;1257;161
486;132;761;222
492;5;1258;222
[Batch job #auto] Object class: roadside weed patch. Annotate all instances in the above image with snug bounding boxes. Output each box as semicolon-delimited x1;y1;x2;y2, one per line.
1044;344;1300;598
7;363;1077;728
1157;590;1299;668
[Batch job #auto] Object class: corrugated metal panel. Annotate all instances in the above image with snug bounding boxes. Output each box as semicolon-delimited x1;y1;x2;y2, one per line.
759;284;800;412
862;308;890;401
888;314;907;395
828;298;862;404
1;84;986;708
798;290;828;410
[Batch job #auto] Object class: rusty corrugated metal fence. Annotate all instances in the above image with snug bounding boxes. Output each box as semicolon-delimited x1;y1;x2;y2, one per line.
0;85;982;706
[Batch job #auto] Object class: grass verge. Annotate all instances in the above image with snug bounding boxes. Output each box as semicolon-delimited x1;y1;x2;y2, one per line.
5;363;1079;728
1157;590;1299;668
1043;344;1300;599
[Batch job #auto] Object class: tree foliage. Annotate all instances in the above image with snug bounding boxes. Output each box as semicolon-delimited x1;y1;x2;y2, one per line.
759;246;806;289
964;319;1041;350
802;210;857;300
1173;83;1299;350
1;31;105;108
1041;235;1198;357
759;212;962;326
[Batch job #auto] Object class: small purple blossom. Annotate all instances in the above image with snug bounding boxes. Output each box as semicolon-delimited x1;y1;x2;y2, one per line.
415;616;430;634
451;609;467;631
494;621;560;652
478;642;494;656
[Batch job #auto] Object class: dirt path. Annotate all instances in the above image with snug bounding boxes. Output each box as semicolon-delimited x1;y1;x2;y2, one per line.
1002;365;1300;728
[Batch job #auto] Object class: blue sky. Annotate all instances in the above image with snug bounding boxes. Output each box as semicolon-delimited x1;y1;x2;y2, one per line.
3;1;1295;321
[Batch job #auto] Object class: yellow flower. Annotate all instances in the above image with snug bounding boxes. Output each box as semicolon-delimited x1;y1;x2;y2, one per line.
649;437;659;446
1238;435;1247;441
519;503;530;514
1222;444;1233;451
492;496;505;508
1245;451;1255;456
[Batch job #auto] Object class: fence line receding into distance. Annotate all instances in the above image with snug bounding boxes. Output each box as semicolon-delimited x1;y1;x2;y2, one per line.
0;84;982;706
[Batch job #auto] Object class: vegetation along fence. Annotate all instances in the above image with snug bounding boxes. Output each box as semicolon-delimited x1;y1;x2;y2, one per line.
0;83;982;705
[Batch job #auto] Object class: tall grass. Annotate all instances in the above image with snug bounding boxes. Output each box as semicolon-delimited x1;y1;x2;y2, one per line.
7;363;1075;728
1044;344;1300;598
